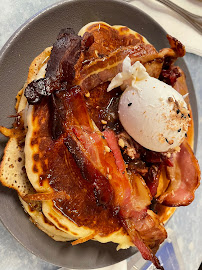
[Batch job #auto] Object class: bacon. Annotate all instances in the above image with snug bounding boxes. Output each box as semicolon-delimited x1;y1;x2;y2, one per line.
25;29;82;104
75;44;159;90
59;87;166;269
160;66;181;87
25;31;185;106
64;131;114;206
145;165;162;197
158;140;200;206
75;35;185;92
123;217;165;270
167;34;185;58
103;129;167;268
103;129;126;174
46;28;81;81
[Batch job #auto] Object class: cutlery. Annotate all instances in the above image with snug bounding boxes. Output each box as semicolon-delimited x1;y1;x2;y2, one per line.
124;0;202;34
155;0;202;34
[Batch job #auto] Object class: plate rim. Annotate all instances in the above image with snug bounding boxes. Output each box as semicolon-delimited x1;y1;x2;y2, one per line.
0;0;199;268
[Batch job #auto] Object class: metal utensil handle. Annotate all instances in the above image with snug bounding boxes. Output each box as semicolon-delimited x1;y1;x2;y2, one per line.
155;0;202;34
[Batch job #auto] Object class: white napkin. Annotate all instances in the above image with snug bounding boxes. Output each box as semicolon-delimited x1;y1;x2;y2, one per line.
129;0;202;56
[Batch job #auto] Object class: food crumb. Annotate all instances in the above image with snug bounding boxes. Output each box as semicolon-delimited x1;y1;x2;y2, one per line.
104;146;111;152
168;97;174;102
166;152;171;158
101;120;107;125
118;138;125;148
85;92;90;97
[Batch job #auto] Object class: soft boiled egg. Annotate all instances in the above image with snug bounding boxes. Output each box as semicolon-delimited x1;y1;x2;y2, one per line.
107;57;190;152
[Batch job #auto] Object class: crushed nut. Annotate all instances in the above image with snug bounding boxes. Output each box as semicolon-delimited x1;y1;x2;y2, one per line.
166;152;171;158
104;146;111;152
85;92;90;97
174;146;181;152
118;138;125;148
168;97;174;102
101;120;107;125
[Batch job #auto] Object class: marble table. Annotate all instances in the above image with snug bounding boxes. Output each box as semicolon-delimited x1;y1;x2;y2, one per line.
0;0;201;269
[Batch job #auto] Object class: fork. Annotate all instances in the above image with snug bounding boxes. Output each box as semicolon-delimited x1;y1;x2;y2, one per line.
155;0;202;34
125;0;202;34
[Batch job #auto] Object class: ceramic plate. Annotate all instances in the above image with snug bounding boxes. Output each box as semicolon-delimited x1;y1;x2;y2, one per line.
0;0;198;268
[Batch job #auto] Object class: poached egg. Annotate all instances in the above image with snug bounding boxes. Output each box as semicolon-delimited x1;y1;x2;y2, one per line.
107;57;190;152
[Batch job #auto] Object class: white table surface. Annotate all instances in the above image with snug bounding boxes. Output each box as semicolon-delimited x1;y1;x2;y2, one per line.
0;0;202;270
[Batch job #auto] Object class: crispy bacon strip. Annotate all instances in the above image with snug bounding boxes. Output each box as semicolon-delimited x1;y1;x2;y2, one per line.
102;129;166;261
65;127;165;269
46;28;82;82
145;165;162;197
75;36;185;92
158;140;200;206
25;28;82;104
62;88;166;269
64;131;114;206
123;218;164;269
25;31;185;105
103;129;126;174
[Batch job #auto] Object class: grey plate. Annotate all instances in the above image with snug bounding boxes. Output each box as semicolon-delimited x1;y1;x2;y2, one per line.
0;0;198;269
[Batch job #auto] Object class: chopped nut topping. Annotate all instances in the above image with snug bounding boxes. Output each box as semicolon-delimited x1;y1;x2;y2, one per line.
181;107;189;114
118;138;125;148
174;146;181;152
117;132;140;159
168;97;174;102
107;174;112;180
165;98;190;135
85;92;90;97
165;138;174;145
166;152;171;158
101;119;107;125
159;134;165;144
168;139;174;145
127;148;136;160
104;146;111;152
